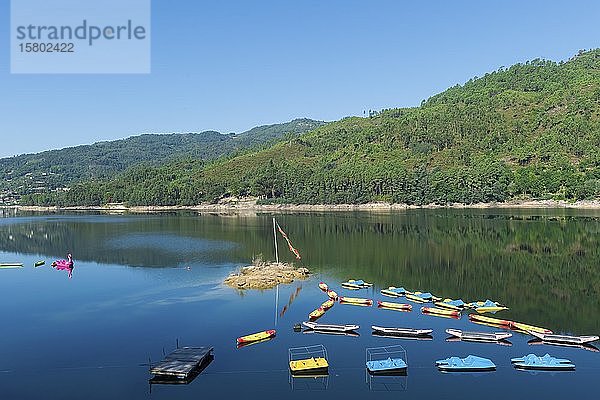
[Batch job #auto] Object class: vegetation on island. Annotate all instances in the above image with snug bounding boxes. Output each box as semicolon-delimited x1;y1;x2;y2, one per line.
20;50;600;207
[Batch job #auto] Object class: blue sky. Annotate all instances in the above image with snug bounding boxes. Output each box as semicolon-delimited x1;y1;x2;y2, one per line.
1;0;599;158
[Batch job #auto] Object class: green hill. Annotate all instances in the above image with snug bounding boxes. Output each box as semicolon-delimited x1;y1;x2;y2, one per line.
25;50;600;206
0;118;324;203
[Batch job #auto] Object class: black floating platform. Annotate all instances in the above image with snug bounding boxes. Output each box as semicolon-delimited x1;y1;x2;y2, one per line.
150;346;214;379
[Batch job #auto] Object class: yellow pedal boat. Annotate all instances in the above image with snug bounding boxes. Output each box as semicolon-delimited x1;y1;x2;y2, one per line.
289;357;329;373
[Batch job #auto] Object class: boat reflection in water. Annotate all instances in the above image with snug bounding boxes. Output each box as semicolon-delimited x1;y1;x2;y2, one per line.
366;372;407;392
372;332;433;341
302;329;360;338
289;373;329;391
446;336;512;346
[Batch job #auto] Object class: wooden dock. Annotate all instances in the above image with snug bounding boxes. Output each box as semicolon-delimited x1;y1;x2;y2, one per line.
150;346;213;380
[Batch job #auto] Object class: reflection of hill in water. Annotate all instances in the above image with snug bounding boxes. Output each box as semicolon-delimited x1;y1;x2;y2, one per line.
0;214;248;267
1;210;599;332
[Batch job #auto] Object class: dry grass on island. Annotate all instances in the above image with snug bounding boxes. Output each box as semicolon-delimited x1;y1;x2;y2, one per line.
224;257;309;289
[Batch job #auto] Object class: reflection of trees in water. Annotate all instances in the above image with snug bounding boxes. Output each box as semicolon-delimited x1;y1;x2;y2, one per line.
0;208;18;218
0;211;599;332
293;212;600;333
0;214;255;267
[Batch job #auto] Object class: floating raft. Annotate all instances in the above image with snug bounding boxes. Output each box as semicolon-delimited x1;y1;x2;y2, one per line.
150;346;213;379
528;338;600;353
371;325;433;337
446;328;512;342
303;321;359;333
0;263;24;269
528;330;599;345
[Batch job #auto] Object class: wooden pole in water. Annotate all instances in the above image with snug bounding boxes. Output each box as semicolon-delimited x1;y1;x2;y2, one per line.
273;217;280;326
273;217;279;263
275;282;279;326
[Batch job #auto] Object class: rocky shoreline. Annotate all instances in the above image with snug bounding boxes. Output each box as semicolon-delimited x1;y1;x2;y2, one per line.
5;198;600;214
224;260;309;290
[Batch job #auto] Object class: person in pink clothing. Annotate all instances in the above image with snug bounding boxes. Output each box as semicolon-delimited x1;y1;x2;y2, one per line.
52;253;74;278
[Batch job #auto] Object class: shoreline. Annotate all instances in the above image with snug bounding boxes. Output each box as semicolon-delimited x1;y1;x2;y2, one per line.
4;199;600;213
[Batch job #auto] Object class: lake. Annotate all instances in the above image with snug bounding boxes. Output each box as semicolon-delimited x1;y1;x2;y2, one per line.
0;210;599;399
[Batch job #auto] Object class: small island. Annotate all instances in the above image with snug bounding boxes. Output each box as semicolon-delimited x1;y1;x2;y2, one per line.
224;258;309;289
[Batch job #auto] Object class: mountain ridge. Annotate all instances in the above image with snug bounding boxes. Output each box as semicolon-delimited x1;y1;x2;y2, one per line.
20;49;600;206
0;118;325;203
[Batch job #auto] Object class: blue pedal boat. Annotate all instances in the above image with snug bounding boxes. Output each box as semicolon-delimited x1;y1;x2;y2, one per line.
380;286;408;297
366;345;408;375
366;357;408;374
511;354;575;371
436;355;496;372
414;292;434;300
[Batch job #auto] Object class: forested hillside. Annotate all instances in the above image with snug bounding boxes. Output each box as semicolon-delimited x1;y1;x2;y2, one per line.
24;50;600;206
1;118;323;203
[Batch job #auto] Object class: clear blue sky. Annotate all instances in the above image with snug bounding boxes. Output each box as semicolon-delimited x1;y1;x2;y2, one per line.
1;0;599;158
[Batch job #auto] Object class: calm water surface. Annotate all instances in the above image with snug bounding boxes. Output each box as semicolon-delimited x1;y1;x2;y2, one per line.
0;210;598;399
